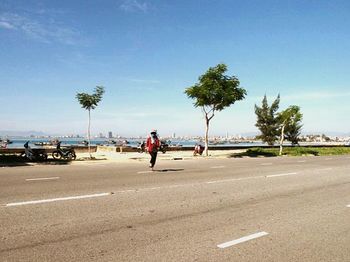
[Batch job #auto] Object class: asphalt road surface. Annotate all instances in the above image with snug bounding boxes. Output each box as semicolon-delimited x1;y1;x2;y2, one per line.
1;155;350;261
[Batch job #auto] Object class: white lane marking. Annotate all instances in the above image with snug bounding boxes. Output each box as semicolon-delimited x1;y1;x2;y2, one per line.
325;158;333;160
143;187;162;191
261;163;272;166
210;166;225;169
26;177;60;181
167;185;183;189
318;168;333;171
347;205;350;208
297;160;306;163
137;171;153;174
266;172;298;178
206;176;264;184
217;231;269;249
6;193;111;207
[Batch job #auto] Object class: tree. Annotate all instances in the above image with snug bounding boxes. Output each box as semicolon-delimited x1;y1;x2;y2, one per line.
254;95;280;145
284;107;303;146
76;86;105;158
185;64;247;156
277;105;302;155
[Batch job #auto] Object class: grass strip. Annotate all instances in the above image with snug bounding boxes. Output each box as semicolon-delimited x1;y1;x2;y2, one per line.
231;146;350;157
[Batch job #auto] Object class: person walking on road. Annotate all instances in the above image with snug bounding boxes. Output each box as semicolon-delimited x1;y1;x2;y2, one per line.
146;130;160;171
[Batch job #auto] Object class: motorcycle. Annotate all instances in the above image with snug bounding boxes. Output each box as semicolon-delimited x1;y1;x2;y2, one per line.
137;141;146;153
137;140;168;154
23;141;48;161
52;141;76;160
159;140;169;154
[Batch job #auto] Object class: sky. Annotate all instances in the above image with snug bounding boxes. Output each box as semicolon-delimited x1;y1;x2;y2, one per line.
1;0;350;137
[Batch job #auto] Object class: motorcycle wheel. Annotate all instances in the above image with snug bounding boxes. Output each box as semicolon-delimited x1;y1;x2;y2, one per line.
41;153;48;161
52;151;61;160
67;152;76;160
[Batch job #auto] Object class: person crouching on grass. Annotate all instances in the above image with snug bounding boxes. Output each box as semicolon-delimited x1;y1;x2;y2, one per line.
146;130;160;171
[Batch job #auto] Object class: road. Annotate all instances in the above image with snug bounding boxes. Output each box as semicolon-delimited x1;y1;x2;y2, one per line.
1;155;350;261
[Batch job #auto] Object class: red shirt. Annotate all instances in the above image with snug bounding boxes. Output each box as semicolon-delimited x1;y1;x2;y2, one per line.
146;136;160;152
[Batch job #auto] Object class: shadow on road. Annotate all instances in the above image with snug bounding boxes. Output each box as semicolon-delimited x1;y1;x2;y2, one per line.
229;150;276;158
155;168;185;172
0;155;72;167
229;148;321;158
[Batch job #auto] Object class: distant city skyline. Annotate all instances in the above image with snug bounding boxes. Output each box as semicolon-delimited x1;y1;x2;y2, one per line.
1;0;350;136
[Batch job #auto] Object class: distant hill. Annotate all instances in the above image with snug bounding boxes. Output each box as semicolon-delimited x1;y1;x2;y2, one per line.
0;130;47;137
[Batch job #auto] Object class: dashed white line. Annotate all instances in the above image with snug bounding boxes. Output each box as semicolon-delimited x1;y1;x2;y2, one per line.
206;176;264;184
26;177;60;181
137;171;154;174
297;160;306;163
347;205;350;208
318;168;333;171
261;163;272;166
325;158;333;160
266;172;298;178
210;166;225;169
6;192;112;207
217;231;269;249
143;187;162;191
167;185;183;189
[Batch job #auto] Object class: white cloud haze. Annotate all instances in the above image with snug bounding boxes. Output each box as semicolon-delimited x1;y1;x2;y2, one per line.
0;12;81;45
119;0;149;13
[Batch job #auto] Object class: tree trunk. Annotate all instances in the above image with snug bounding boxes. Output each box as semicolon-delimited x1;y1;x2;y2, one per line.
88;109;92;158
279;124;285;156
204;116;210;156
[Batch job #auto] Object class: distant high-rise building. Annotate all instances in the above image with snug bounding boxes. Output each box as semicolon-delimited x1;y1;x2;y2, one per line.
99;133;104;138
172;133;176;139
108;131;113;138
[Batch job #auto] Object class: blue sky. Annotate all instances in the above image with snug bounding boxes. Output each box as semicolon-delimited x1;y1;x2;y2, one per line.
1;0;349;137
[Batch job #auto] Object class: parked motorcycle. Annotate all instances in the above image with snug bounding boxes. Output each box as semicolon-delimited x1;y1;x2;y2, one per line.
159;140;169;154
137;140;168;154
137;141;146;153
52;141;76;160
23;141;48;161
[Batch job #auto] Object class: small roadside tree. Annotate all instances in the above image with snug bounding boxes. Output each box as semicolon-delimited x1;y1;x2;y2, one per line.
185;64;247;156
76;86;105;158
277;105;302;155
285;107;303;146
254;95;280;145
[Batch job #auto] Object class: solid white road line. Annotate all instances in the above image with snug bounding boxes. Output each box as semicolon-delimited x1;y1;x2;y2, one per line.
26;177;60;181
217;231;269;249
6;192;111;207
266;172;298;178
210;166;225;169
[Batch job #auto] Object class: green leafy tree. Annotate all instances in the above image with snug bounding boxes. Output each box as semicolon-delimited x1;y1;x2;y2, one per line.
185;64;247;156
285;107;303;146
277;105;302;155
76;86;105;158
254;95;280;145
